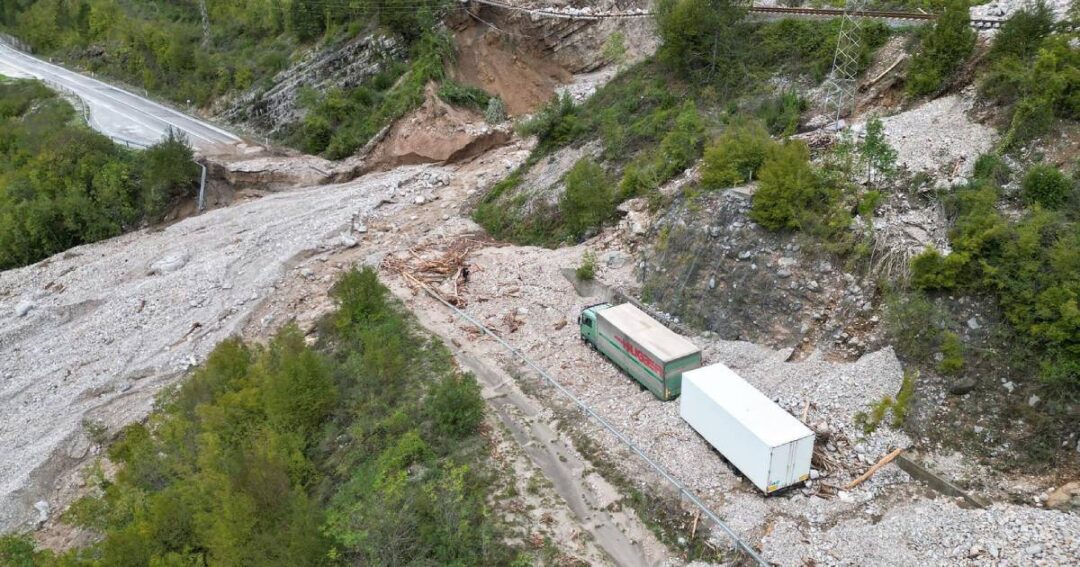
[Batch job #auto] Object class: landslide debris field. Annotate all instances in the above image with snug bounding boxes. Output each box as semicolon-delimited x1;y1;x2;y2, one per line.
2;0;1079;565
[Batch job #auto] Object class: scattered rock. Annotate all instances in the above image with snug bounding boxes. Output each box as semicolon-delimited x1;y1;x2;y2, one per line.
603;251;630;269
948;378;976;396
14;300;34;318
1028;394;1041;407
1046;482;1080;510
147;253;190;276
33;500;49;526
966;317;981;330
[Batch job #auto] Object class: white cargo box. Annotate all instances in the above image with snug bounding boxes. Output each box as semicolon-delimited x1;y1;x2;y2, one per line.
680;363;814;493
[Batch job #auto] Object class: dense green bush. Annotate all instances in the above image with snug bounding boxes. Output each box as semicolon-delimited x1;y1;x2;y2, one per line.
561;158;616;240
885;292;945;363
1021;164;1073;210
654;0;749;90
700;119;774;189
756;91;807;136
576;250;598;281
980;5;1078;149
0;78;197;269
906;0;975;97
988;1;1056;61
910;167;1080;401
8;267;520;564
438;79;492;111
938;331;965;375
516;92;586;154
972;153;1012;186
750;140;822;230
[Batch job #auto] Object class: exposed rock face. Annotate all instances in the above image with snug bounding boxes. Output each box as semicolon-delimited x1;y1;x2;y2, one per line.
214;33;403;136
639;189;882;358
464;0;657;74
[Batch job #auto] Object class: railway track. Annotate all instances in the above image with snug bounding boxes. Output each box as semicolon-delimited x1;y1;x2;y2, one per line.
470;0;1008;29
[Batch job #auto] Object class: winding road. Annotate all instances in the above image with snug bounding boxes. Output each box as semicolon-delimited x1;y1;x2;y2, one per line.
0;42;247;155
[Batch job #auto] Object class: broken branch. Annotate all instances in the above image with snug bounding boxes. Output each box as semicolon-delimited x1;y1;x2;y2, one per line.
846;447;903;490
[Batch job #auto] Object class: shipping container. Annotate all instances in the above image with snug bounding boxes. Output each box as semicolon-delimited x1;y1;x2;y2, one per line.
680;362;814;493
579;303;702;401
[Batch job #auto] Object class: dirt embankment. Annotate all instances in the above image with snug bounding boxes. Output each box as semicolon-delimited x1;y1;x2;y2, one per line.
449;23;572;116
366;84;512;170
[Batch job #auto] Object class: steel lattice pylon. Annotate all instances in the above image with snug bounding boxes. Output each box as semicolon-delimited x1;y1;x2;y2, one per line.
822;0;867;128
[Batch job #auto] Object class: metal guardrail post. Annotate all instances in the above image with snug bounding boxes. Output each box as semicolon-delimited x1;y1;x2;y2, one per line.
195;160;208;212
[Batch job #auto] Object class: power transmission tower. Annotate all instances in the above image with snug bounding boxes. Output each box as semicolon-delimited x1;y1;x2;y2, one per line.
821;0;866;129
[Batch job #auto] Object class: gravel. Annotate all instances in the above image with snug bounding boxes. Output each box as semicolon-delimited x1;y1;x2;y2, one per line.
872;93;998;184
971;0;1074;22
0;165;434;532
763;499;1080;566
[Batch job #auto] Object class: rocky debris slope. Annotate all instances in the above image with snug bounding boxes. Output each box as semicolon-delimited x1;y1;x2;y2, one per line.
873;92;998;185
764;498;1080;565
0;165;434;532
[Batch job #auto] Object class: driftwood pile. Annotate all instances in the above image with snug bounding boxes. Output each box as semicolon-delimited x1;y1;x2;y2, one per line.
381;235;490;306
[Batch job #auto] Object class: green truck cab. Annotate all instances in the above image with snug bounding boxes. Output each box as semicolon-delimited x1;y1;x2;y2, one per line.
579;302;702;401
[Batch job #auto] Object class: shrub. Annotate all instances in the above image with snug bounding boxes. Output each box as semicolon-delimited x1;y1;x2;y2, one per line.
438;80;492;110
972;153;1011;186
749;140;820;230
906;0;975;97
860;117;897;183
1021;164;1073;210
576;250;598;281
700;119;774;189
426;373;484;439
139;129;199;217
937;331;965;375
561;158;615;240
516;92;585;152
910;247;966;289
757;90;807;136
891;370;918;428
885;292;945;363
484;96;506;124
654;0;749;89
988;1;1055;61
981;34;1078;149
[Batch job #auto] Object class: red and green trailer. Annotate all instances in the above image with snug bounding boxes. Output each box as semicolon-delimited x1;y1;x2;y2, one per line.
578;302;702;401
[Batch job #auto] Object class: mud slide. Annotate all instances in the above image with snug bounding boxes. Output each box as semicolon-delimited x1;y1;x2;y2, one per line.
449;24;571;116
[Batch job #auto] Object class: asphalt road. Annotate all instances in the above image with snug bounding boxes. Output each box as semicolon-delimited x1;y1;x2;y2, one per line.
0;42;245;155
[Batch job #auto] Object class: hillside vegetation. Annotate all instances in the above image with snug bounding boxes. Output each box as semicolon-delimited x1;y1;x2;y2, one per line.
0;267;522;566
474;4;890;246
0;0;466;158
0;77;197;270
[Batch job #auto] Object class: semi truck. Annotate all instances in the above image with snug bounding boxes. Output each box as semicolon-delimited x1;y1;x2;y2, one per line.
680;362;815;494
578;302;702;401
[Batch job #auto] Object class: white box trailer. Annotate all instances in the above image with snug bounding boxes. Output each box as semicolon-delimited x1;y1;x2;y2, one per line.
680;362;814;494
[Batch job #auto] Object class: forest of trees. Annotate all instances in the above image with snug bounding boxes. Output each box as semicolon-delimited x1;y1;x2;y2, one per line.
0;77;197;269
0;267;522;566
0;0;450;107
